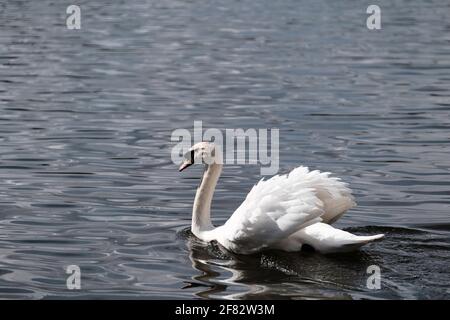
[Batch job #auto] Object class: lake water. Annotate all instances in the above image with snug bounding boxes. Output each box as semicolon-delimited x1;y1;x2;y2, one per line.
0;0;449;299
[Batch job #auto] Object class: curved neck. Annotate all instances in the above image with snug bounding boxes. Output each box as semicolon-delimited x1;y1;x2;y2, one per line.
192;163;223;237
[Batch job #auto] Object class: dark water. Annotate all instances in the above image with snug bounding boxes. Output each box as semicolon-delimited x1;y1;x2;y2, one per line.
0;0;449;299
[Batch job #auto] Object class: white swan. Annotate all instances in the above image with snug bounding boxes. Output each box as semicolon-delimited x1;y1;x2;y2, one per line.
179;142;384;254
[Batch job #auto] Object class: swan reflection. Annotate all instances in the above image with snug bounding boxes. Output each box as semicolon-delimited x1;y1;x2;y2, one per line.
182;229;384;299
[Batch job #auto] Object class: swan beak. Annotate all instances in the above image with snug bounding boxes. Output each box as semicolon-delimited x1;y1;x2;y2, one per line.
179;160;192;172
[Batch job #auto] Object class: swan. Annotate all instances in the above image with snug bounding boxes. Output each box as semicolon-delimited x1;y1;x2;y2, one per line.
179;142;384;254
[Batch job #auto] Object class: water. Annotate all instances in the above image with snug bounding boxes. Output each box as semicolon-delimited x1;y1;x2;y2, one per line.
0;0;449;299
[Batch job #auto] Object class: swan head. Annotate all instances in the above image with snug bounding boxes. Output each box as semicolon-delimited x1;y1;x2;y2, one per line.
179;142;220;172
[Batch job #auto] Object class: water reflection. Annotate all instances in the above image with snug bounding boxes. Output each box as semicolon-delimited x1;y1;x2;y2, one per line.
0;0;449;299
183;228;388;299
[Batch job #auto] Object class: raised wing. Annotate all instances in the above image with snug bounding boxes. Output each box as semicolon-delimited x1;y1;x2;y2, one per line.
296;168;356;224
216;167;326;254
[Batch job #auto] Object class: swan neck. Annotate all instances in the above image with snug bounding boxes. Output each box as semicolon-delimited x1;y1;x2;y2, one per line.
192;163;222;236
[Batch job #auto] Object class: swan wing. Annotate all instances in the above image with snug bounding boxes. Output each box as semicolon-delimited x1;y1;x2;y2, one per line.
216;166;326;254
298;168;356;224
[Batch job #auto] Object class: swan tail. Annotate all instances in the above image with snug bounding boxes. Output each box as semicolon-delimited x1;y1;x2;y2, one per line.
280;222;384;253
334;233;385;252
